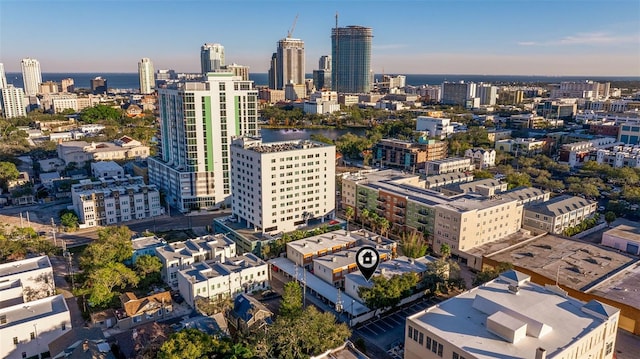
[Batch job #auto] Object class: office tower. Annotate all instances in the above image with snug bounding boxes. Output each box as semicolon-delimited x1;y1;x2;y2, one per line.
268;37;305;90
60;78;74;93
138;58;155;94
331;26;373;93
0;85;27;118
0;63;7;89
313;55;332;90
201;43;225;74
476;83;497;106
230;137;336;234
90;77;108;94
148;72;259;213
441;81;477;107
21;58;42;96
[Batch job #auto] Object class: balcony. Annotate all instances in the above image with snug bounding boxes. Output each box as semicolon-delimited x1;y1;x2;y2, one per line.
418;209;430;216
376;197;386;203
418;218;429;225
376;204;386;210
394;211;405;217
395;203;406;209
358;197;368;203
358;190;368;196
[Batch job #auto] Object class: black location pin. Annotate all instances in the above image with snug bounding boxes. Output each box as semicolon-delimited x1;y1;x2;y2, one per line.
356;246;380;282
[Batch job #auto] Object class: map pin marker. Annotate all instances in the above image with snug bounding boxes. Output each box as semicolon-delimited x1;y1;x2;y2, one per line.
356;246;380;282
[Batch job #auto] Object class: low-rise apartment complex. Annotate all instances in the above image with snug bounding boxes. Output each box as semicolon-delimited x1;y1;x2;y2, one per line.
372;138;447;171
57;136;149;165
71;176;163;227
522;195;596;234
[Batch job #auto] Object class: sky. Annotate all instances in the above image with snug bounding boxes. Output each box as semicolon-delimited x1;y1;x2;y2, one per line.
1;0;639;76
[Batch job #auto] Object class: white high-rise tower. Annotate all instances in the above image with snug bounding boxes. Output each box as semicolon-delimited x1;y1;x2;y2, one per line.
0;63;7;89
200;43;225;74
138;58;155;94
21;58;42;96
148;72;259;212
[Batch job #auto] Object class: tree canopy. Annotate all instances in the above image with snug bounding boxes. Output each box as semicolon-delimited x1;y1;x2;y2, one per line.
79;104;122;123
279;281;303;318
80;226;134;269
86;262;139;306
358;272;419;312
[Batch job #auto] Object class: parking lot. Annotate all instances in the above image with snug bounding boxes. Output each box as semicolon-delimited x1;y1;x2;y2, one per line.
354;297;440;357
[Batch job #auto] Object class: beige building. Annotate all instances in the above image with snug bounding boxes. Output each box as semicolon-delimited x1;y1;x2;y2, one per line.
425;157;473;175
57;136;149;165
433;196;523;264
405;270;620;359
522;195;596;234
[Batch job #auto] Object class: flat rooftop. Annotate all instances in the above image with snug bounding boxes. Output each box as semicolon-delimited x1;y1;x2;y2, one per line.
488;234;636;291
408;272;619;359
0;256;51;278
242;139;327;153
0;294;69;328
287;229;395;257
588;262;640;312
346;256;435;289
603;220;640;244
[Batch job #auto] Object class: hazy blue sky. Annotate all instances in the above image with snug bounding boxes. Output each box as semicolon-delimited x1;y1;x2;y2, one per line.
1;0;639;75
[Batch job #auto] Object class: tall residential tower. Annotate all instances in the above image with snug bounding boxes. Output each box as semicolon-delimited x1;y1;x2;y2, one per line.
148;72;259;212
201;43;225;74
331;26;373;93
268;37;305;90
0;63;7;89
21;58;42;96
138;58;155;94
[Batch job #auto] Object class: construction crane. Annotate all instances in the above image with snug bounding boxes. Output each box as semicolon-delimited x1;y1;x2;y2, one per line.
287;14;299;38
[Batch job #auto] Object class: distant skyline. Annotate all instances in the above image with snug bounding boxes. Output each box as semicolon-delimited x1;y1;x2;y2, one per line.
1;0;639;76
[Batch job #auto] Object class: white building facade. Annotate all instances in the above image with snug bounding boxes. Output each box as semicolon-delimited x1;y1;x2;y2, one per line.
148;72;260;212
416;116;454;139
138;57;155;94
464;148;496;169
71;176;163;227
0;85;26;118
21;58;42;96
230;137;336;234
201;43;225;74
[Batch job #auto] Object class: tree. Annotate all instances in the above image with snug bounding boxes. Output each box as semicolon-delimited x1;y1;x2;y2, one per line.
400;230;428;258
359;209;369;230
86;262;139;306
60;210;79;231
506;172;531;189
261;306;350;359
376;216;390;237
604;211;616;226
80;226;134;269
568;183;600;198
79;104;122;123
345;206;354;230
158;328;218;359
440;244;451;260
358;272;419;314
280;281;303;318
0;161;19;190
135;254;162;277
473;170;494;179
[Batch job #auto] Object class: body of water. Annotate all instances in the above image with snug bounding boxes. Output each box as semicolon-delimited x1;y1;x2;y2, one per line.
260;127;366;143
6;72;638;90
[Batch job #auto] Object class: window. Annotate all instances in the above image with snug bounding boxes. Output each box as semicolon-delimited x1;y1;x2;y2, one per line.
606;342;613;355
437;343;443;357
426;337;432;350
432;339;438;353
408;326;413;339
418;332;424;345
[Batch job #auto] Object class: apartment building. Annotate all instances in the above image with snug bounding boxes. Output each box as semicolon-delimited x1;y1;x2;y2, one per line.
155;234;237;288
57;136;149;165
596;144;640;168
416;116;454;139
558;137;618;167
425;157;474;175
285;229;396;270
230;137;336;235
148;72;259;213
424;173;474;189
495;138;546;156
372;138;447;171
432;195;523;262
439;178;507;197
0;256;71;359
522;195;596;235
177;253;269;308
129;235;167;264
405;270;619;359
464;148;496;169
71;176;163;227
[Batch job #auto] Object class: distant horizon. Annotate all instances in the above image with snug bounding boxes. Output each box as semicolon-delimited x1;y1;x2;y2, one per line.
5;71;640;79
1;1;639;76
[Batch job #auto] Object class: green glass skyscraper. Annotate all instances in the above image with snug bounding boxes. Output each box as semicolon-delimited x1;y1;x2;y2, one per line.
331;26;373;94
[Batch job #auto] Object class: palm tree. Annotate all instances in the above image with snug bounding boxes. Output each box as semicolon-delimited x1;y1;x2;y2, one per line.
440;243;451;260
360;209;370;230
345;206;355;231
377;217;390;237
